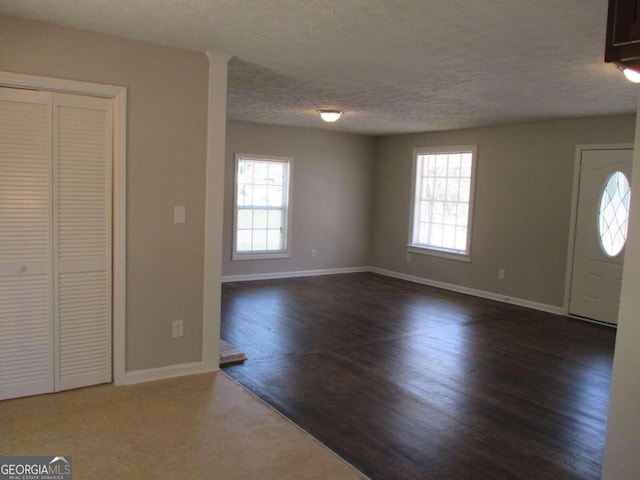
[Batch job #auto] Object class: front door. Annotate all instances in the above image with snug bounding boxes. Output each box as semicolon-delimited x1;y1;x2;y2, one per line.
569;147;633;325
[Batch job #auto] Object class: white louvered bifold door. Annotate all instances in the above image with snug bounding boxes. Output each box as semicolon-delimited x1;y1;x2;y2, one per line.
54;93;112;392
0;88;54;400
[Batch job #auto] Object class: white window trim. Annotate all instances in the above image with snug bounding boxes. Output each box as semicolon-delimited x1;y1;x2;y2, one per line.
407;144;478;262
232;153;293;260
407;244;472;262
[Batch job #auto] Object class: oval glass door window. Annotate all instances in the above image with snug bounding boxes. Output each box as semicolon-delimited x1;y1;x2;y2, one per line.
598;171;631;257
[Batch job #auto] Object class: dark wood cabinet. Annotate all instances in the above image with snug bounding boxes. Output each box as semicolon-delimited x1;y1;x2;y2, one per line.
605;0;640;68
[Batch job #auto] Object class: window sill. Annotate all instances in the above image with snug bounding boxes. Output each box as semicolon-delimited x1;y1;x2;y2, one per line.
232;252;291;261
407;245;471;263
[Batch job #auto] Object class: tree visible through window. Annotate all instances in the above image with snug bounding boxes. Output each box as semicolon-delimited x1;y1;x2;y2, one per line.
233;154;292;259
409;145;477;259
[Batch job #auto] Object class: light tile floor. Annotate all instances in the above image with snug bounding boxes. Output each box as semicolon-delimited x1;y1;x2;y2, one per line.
1;372;367;479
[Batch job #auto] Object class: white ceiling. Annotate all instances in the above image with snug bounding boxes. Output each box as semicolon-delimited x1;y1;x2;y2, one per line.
2;0;637;135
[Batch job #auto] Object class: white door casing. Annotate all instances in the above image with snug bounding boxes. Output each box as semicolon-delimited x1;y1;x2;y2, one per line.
569;148;633;324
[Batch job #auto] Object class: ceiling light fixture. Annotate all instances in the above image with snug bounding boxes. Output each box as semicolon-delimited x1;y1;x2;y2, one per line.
318;109;343;122
619;65;640;83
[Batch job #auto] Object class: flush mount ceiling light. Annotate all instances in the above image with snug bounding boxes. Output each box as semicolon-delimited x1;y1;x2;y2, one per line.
618;65;640;83
318;109;343;122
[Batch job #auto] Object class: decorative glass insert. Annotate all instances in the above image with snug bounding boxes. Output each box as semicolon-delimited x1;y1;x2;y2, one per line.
598;171;631;257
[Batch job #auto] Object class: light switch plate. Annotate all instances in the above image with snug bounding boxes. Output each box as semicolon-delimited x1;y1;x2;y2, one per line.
174;206;186;224
172;320;184;338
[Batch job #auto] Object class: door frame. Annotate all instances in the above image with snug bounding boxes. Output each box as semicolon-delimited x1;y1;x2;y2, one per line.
563;143;633;323
0;71;127;384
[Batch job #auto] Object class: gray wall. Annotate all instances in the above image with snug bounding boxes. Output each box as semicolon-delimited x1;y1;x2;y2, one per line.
372;115;636;308
0;15;210;371
223;120;375;277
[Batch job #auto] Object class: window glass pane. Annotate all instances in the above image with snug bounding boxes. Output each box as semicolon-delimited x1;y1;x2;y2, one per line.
238;161;249;184
455;227;467;251
461;154;472;176
431;224;443;247
435;155;448;176
253;209;268;229
443;225;456;247
444;202;457;225
421;181;430;201
237;230;252;252
268;163;284;185
237;185;251;207
434;178;446;200
267;230;282;250
267;186;283;207
419;201;430;222
418;222;428;244
237;209;252;229
268;210;282;229
252;229;268;251
432;201;444;224
425;155;436;176
446;178;460;201
253;163;269;183
447;154;461;176
459;179;471;202
253;186;268;206
457;204;469;227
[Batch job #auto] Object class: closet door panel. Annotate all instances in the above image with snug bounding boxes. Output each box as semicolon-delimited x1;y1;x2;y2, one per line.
55;93;112;391
0;88;54;400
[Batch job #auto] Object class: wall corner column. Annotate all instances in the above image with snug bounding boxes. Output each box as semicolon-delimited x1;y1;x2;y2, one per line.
602;87;640;479
202;51;233;371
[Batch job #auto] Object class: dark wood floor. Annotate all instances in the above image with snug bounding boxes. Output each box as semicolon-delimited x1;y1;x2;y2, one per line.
221;273;616;480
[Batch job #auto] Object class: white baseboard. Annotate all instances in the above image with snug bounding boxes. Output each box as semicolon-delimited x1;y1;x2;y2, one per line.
222;266;370;283
123;362;219;385
370;267;565;316
223;265;564;315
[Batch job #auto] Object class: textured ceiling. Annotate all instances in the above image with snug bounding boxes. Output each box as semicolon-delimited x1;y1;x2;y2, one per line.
1;0;637;135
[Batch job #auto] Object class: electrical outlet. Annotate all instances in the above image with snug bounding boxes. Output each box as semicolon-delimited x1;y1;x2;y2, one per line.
311;248;317;258
406;253;411;261
172;320;184;338
498;269;505;280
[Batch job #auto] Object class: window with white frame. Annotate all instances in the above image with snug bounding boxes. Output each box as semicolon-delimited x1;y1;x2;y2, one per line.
409;145;477;260
233;154;292;259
